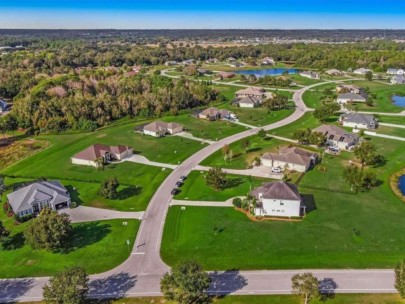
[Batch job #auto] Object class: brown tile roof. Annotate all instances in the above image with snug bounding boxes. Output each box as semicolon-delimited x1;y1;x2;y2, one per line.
261;147;317;167
73;144;131;161
251;181;301;201
236;87;265;96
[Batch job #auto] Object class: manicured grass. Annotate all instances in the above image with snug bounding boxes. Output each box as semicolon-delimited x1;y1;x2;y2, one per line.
163;137;405;270
0;218;139;278
174;171;271;201
270;112;322;138
289;74;322;86
376;126;405;138
379;115;405;126
201;135;286;169
161;115;246;141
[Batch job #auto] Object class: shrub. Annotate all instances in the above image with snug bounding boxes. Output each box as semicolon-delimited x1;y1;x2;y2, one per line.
232;197;242;208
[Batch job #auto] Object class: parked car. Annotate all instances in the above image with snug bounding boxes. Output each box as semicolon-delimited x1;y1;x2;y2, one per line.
271;167;282;173
329;146;339;153
179;176;187;181
171;188;178;195
175;181;183;187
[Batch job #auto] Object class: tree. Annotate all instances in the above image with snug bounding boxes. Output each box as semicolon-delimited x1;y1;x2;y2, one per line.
257;129;266;140
205;167;227;191
98;177;119;199
0;175;5;195
0;221;10;249
395;259;405;298
160;260;211;304
313;103;340;122
366;96;374;107
343;165;378;193
354;140;382;167
365;71;373;81
291;272;319;304
293;128;312;145
24;209;72;251
308;131;327;147
240;138;251;154
43;266;89;304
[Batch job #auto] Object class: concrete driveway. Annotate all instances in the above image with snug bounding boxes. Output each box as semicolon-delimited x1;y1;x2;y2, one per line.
59;206;144;223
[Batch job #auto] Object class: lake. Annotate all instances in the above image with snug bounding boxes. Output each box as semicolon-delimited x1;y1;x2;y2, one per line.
235;68;298;77
399;175;405;196
392;95;405;107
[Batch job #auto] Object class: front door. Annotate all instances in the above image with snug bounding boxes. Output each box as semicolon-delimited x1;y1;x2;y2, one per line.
32;203;39;213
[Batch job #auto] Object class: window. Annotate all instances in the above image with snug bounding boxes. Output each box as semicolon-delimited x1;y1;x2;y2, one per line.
280;202;284;206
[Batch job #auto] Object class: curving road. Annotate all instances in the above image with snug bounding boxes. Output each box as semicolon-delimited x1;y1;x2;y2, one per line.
0;82;397;303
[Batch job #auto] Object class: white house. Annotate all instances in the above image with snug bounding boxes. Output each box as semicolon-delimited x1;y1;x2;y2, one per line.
237;96;262;108
71;144;133;167
325;69;344;76
391;75;405;84
251;181;304;217
336;93;367;104
261;57;275;65
353;68;372;75
300;71;320;79
143;121;183;137
387;68;404;75
261;147;318;173
7;180;71;217
313;124;359;150
339;113;378;130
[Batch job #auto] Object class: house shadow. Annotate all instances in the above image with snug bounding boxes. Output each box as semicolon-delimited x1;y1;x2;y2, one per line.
65;185;84;206
0;278;34;303
319;277;338;301
2;232;25;251
209;270;248;297
67;222;111;252
301;194;317;214
114;185;142;200
89;272;137;300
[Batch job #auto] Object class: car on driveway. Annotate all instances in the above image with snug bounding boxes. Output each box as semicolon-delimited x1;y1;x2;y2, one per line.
271;167;282;173
171;188;178;195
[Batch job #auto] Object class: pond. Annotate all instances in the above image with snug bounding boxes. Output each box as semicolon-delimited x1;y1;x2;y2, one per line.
392;95;405;107
235;68;298;78
399;175;405;196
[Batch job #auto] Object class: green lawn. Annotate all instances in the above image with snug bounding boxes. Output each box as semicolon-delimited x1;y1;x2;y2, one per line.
378;115;405;126
174;171;271;201
376;126;405;138
162;136;405;270
201;135;286;169
270;112;322;138
289;74;323;86
0;218;139;278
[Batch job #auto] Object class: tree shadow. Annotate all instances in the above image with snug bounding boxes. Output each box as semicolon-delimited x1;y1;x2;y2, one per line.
318;277;338;301
0;278;34;303
114;185;142;200
89;272;137;299
65;185;84;206
66;222;111;252
246;147;262;153
225;178;243;189
2;232;25;251
209;270;248;296
301;194;317;214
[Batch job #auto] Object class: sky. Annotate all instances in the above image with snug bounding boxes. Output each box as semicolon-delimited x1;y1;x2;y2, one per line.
0;0;404;29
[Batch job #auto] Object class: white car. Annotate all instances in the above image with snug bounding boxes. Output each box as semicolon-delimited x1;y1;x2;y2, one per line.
271;167;282;173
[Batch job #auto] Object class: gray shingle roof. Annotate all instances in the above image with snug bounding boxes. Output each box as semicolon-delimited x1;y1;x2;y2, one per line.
251;181;301;201
340;113;375;125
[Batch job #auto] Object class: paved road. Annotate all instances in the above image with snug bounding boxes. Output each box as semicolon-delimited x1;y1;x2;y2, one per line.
0;80;398;302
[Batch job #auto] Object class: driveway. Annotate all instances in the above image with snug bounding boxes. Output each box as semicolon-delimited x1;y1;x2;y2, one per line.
60;206;144;223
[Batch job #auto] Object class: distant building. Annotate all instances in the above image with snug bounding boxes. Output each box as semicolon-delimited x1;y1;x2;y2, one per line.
0;99;9;113
313;124;359;150
217;71;235;79
197;68;209;75
261;57;276;65
353;68;372;75
7;180;71;217
336;84;365;95
336;93;367;104
235;87;266;99
165;61;179;66
339;113;378;130
325;69;344;76
251;181;304;217
300;71;320;79
71;144;133;167
182;59;195;65
261;147;318;173
198;107;233;121
391;75;405;84
143;121;183;137
235;96;262;108
387;68;404;75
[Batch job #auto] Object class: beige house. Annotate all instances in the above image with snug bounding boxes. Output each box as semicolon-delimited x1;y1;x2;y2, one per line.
143;121;183;137
313;124;359;150
336;84;364;95
198;107;232;121
325;69;344;76
336;93;367;104
235;87;266;99
71;144;133;167
218;71;235;79
300;71;320;79
261;147;318;173
236;96;262;108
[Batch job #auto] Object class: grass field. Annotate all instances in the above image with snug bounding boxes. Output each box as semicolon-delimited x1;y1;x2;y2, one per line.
379;115;405;126
162;135;405;270
201;135;286;169
270;112;322;138
0;218;138;278
174;171;271;201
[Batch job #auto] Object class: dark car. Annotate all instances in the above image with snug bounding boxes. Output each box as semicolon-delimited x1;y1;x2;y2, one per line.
179;175;187;181
175;181;183;187
171;188;178;195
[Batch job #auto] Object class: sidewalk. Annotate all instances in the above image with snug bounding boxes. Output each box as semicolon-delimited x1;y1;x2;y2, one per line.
170;198;234;207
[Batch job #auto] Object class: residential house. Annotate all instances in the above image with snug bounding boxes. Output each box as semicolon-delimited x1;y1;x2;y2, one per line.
218;71;235;79
230;62;244;68
235;87;266;99
205;58;219;64
339;113;378;130
165;61;179;66
182;59;195;65
391;75;405;84
197;68;209;75
227;57;236;62
336;84;365;95
261;147;318;173
71;144;133;167
313;124;359;150
325;69;344;76
300;71;320;79
261;57;275;65
236;96;262;108
198;107;232;121
353;68;372;75
0;99;9;113
7;180;71;217
387;68;404;75
336;93;367;104
251;181;305;217
143;121;183;137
